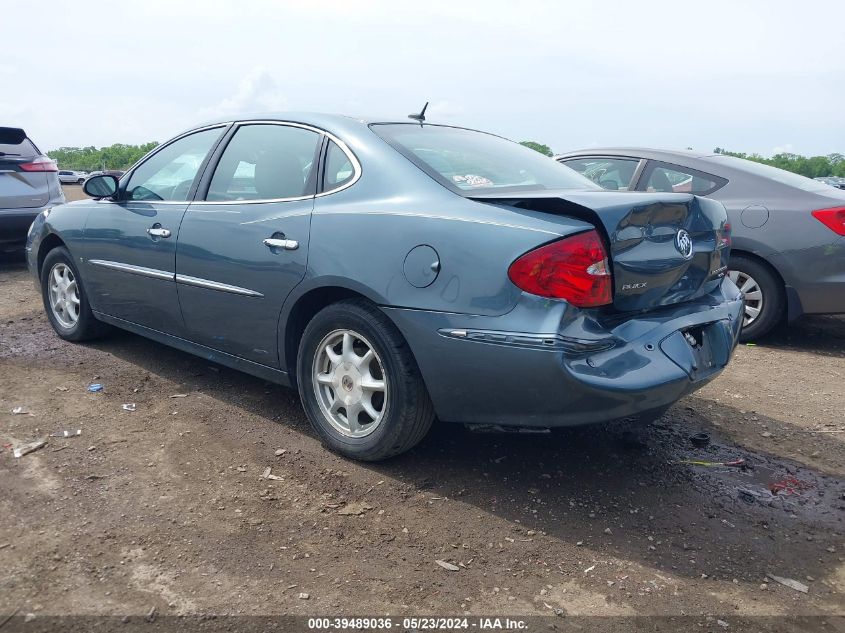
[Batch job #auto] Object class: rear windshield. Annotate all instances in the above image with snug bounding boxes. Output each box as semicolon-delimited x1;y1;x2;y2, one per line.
0;128;38;157
0;139;38;157
371;123;598;195
705;155;831;193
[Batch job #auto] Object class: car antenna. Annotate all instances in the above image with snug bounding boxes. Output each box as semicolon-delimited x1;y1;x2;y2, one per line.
408;102;429;125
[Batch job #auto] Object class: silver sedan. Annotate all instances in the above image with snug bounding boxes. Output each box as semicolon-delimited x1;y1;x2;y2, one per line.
557;148;845;340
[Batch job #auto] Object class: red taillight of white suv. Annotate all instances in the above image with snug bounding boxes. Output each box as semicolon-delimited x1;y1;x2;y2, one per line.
19;157;58;172
508;229;613;308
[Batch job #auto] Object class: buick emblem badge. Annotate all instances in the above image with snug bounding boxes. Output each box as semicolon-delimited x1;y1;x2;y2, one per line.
675;229;693;259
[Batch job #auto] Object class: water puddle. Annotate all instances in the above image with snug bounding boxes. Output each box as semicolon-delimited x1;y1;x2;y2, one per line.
668;439;844;528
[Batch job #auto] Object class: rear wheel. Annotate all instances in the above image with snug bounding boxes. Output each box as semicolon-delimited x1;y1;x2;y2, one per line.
297;299;434;461
728;255;784;341
40;247;108;341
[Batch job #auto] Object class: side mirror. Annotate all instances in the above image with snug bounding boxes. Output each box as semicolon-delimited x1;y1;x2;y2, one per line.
83;174;119;199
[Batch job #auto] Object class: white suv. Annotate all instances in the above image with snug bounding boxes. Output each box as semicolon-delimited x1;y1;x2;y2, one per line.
57;170;87;184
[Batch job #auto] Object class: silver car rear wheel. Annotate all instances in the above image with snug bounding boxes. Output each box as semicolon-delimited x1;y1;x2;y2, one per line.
728;269;763;327
48;262;81;328
312;329;388;438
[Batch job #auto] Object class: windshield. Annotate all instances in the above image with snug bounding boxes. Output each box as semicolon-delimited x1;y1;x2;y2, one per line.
706;155;832;193
371;124;598;195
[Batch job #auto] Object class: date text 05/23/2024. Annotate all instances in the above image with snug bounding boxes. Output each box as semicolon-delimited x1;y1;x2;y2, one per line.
307;617;529;630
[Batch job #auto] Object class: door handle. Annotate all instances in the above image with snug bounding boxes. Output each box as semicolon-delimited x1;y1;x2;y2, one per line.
147;227;171;238
263;238;299;251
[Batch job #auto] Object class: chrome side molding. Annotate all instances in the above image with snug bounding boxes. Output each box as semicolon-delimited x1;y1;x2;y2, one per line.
88;260;263;298
175;274;264;297
88;259;174;281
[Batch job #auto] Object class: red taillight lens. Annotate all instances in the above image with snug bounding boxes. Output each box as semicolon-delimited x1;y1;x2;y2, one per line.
19;156;58;172
508;229;613;307
812;207;845;236
719;222;732;248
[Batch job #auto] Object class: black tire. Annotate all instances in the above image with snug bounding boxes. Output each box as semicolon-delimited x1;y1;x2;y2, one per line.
297;299;435;461
729;255;784;342
40;246;108;342
76;178;84;185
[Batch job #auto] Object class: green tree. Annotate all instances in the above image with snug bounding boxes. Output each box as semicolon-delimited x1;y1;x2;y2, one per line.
714;148;841;179
48;142;159;171
520;141;554;157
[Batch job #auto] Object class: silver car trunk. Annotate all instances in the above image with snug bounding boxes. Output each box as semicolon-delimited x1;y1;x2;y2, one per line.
0;127;51;209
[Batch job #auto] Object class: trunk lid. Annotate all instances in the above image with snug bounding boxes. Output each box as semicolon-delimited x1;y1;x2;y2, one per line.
0;127;50;209
470;190;731;311
0;163;51;209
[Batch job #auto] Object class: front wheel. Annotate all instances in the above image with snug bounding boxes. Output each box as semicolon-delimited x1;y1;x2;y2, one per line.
728;256;784;342
297;299;434;461
40;246;108;341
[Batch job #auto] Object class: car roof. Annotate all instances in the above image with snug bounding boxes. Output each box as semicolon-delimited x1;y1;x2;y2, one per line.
556;147;845;201
555;147;718;161
189;111;428;135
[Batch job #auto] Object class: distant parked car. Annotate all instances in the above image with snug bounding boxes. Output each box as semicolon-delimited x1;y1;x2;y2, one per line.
85;170;124;180
27;113;742;460
814;177;845;190
0;127;64;252
557;148;845;340
58;170;87;185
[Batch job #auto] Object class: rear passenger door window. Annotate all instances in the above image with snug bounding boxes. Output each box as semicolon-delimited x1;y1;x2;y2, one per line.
560;157;640;191
639;161;726;195
206;124;321;201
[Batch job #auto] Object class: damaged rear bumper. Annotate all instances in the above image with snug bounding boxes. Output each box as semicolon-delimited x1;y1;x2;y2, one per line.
383;278;743;427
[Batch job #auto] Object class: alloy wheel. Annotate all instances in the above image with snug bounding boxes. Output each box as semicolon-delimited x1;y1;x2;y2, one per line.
312;329;388;438
728;269;763;327
48;263;80;329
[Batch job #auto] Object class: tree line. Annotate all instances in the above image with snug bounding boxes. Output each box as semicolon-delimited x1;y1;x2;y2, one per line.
712;148;845;179
47;142;159;172
520;139;845;179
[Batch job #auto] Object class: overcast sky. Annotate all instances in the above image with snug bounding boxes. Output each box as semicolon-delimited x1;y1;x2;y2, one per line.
3;0;843;156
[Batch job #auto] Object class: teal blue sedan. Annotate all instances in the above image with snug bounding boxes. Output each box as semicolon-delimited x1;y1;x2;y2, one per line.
27;113;743;460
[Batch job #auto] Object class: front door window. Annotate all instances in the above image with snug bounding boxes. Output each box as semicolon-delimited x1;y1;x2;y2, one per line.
125;128;222;201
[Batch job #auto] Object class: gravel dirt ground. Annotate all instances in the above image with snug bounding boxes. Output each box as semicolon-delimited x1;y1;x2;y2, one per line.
61;184;88;203
0;195;843;629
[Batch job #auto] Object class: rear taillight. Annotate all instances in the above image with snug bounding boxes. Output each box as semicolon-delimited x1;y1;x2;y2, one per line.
718;222;732;248
508;229;612;308
812;207;845;236
19;157;58;172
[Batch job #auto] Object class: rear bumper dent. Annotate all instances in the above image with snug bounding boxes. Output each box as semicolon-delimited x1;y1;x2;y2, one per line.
384;279;743;427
